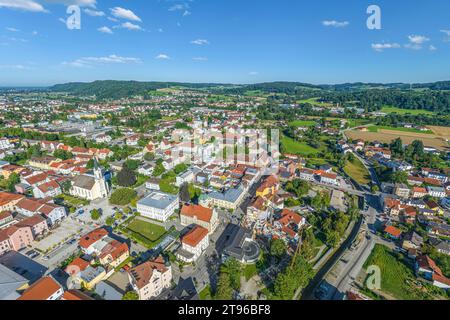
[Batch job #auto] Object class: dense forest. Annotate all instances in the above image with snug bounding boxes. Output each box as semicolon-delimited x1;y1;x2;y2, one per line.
50;80;233;99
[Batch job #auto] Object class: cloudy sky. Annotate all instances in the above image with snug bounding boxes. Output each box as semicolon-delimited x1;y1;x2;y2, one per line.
0;0;449;86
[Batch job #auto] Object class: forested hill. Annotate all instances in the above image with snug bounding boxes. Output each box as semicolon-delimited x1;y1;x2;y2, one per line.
50;80;234;99
49;80;450;113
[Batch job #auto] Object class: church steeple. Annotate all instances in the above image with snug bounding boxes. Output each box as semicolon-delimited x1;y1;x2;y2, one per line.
93;157;102;180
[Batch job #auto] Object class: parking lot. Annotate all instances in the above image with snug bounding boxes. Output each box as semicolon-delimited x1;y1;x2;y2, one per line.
33;218;86;253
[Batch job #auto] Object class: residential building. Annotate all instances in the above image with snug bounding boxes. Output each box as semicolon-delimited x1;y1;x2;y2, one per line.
17;276;64;300
427;186;446;198
175;170;195;187
177;225;209;263
128;256;172;300
180;204;219;234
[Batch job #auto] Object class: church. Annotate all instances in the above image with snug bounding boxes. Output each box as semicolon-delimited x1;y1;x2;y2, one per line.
70;159;110;201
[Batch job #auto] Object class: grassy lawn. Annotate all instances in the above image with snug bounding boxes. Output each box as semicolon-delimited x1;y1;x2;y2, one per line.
281;135;319;156
56;194;89;207
199;285;213;300
381;106;434;116
368;125;433;134
288;120;317;127
363;244;446;300
243;264;258;281
297;97;333;107
127;218;167;242
344;157;371;185
347;119;372;128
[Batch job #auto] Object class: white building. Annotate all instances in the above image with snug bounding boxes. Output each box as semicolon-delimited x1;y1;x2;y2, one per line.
137;191;179;222
128;256;172;300
427;186;446;199
177;225;209;263
175;170;195;187
70;163;109;201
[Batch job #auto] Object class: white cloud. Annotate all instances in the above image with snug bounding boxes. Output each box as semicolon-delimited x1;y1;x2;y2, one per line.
155;54;170;60
84;8;104;16
371;43;401;52
110;7;142;22
0;64;27;70
158;28;164;33
63;54;142;68
405;34;430;50
6;27;19;32
249;71;259;75
45;0;96;7
322;20;349;28
98;26;113;34
0;0;46;12
32;30;38;35
169;4;189;11
429;45;437;51
107;16;118;22
116;22;143;31
193;57;207;61
183;10;191;17
191;39;209;45
440;29;450;42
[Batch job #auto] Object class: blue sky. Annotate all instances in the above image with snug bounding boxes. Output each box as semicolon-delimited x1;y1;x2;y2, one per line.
0;0;449;86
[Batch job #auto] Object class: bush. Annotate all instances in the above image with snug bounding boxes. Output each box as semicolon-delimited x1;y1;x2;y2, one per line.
110;188;137;206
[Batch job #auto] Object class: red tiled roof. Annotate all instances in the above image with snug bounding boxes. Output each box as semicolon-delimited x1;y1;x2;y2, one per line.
79;228;108;249
181;225;208;247
61;290;94;300
180;204;213;223
0;192;24;207
128;256;169;289
417;255;443;276
384;225;402;238
65;257;90;275
17;276;62;300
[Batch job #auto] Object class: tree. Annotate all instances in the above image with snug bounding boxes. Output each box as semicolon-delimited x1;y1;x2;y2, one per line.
122;291;139;300
91;209;101;220
300;228;316;261
215;273;233;300
144;152;155;161
86;159;95;170
53;149;73;160
117;165;137;187
179;183;191;203
174;163;188;175
105;216;115;226
270;238;287;260
220;258;242;290
61;180;72;194
6;173;20;192
390;170;408;184
110;188;137;206
124;160;140;171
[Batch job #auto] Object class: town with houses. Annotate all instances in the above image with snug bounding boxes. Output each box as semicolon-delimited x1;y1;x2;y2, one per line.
0;83;449;302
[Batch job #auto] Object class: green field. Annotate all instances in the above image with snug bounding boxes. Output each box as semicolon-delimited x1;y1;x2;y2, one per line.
363;245;446;300
346;119;373;128
281;136;319;156
381;106;434;115
288;120;318;127
297;97;333;107
368;125;433;134
127;219;167;242
343;157;371;185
